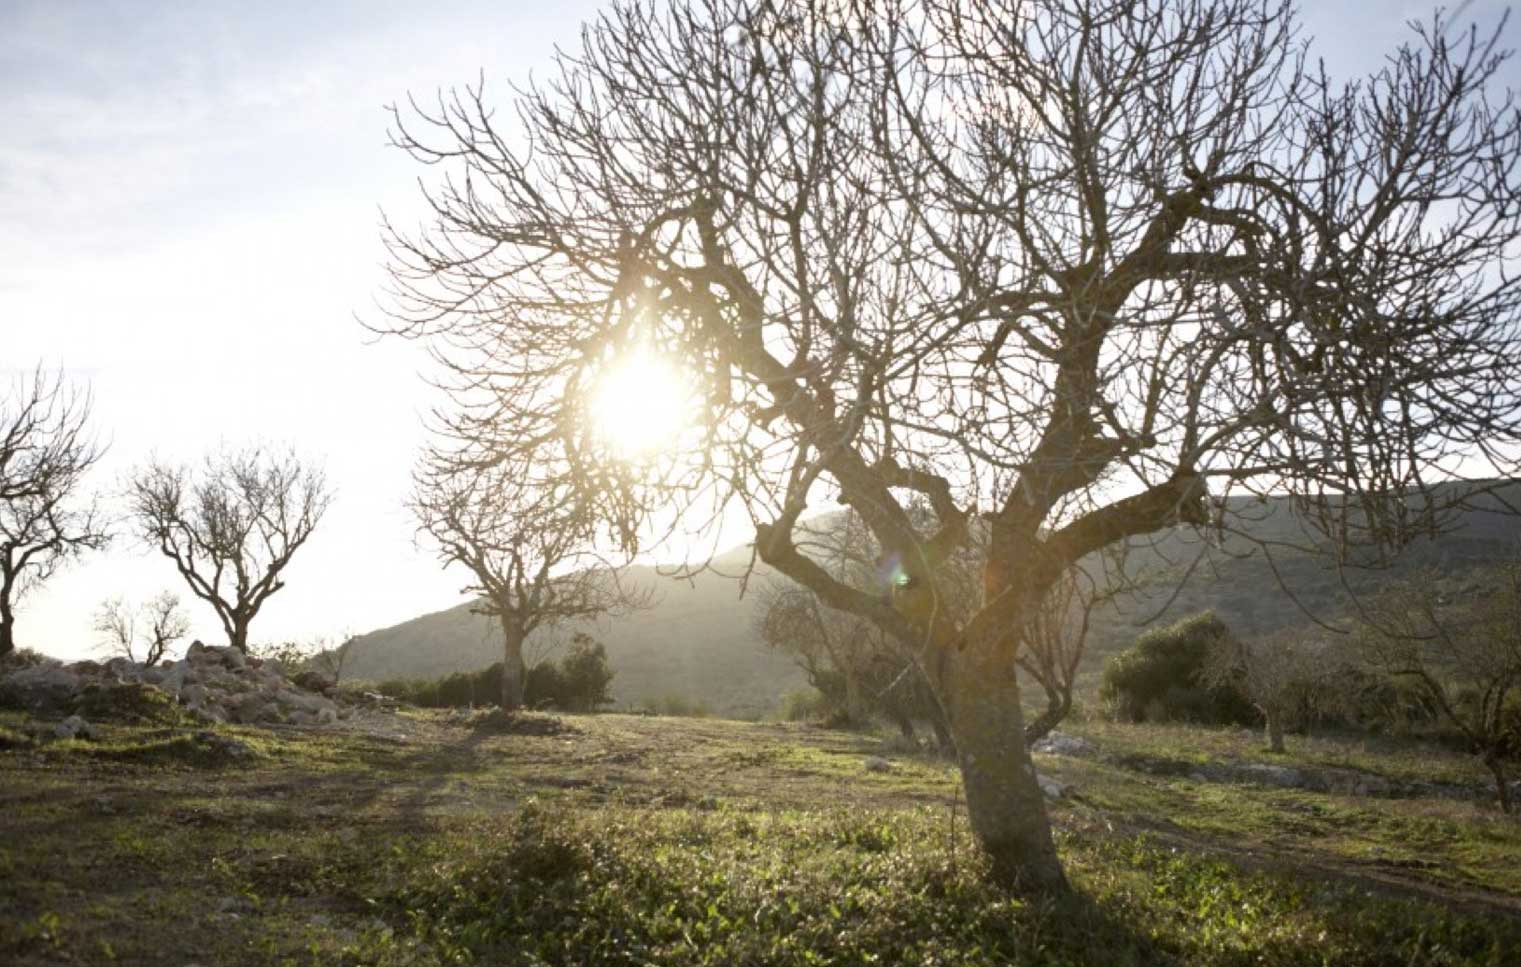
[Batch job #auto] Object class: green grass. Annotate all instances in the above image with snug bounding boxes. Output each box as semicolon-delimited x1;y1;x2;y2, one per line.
2;711;1518;966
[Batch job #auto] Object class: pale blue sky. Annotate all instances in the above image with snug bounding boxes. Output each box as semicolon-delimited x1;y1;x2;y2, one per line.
2;1;1516;660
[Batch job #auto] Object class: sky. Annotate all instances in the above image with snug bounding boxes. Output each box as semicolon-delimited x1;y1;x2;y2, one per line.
3;0;1517;661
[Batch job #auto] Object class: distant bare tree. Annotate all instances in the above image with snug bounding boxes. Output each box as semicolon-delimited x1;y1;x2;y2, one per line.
92;591;190;666
1018;569;1100;744
413;451;648;710
1357;568;1521;813
126;446;331;654
381;0;1521;889
308;632;357;685
1201;629;1334;753
0;369;109;656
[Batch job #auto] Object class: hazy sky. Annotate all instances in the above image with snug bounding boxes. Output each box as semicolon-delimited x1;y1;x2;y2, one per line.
3;0;1516;660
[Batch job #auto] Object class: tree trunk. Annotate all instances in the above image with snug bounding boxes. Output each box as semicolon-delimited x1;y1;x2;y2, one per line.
844;667;869;723
500;622;526;710
1024;689;1071;745
935;643;1068;892
0;584;14;657
229;617;250;654
929;710;954;756
1264;707;1285;754
1484;754;1512;814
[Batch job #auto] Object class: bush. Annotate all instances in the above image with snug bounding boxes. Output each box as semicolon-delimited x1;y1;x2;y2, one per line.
635;693;712;717
374;633;615;712
527;634;616;712
779;687;830;722
1100;612;1258;725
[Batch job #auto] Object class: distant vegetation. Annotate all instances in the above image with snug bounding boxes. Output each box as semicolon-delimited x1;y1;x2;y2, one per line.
374;633;616;713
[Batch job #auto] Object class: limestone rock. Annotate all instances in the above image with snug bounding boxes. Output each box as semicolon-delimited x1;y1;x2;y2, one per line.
1037;774;1069;800
53;714;97;741
1031;731;1094;758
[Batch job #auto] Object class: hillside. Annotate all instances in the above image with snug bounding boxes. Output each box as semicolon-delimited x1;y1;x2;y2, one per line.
346;484;1521;716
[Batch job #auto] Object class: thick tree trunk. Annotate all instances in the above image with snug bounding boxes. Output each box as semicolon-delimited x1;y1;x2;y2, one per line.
935;643;1068;892
1264;707;1285;754
500;622;526;710
229;617;250;654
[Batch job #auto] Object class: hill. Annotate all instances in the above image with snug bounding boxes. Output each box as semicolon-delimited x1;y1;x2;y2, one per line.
345;484;1521;716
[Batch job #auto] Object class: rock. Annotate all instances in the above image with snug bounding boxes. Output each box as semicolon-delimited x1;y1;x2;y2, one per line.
316;707;338;726
863;756;893;773
53;715;97;740
1239;763;1306;789
1031;731;1094;758
1036;774;1069;799
0;664;83;715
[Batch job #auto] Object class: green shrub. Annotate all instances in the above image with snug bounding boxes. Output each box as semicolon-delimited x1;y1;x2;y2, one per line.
527;634;616;712
636;693;712;717
373;633;615;712
1100;612;1258;725
779;687;830;722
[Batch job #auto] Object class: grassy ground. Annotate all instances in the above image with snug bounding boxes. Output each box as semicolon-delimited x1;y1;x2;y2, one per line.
2;709;1518;966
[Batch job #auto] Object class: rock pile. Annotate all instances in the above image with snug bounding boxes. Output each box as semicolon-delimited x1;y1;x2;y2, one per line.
0;642;349;728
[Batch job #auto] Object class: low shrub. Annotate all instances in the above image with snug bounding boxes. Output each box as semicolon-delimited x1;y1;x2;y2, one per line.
778;686;830;722
1100;612;1258;725
374;633;615;712
635;693;712;718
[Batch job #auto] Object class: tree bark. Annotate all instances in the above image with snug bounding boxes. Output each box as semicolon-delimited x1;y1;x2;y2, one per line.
500;621;526;710
934;642;1068;892
0;618;12;658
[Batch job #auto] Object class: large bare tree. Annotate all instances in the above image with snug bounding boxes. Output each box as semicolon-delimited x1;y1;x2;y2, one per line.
126;446;331;653
379;0;1521;889
0;369;109;656
412;449;647;710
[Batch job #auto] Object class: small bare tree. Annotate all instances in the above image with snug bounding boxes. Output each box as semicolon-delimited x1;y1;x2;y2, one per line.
1357;569;1521;813
1201;628;1333;753
92;591;190;666
0;370;109;656
413;452;647;710
1018;568;1100;744
126;446;331;654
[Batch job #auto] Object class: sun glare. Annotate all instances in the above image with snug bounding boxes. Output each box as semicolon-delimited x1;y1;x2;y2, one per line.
588;348;693;458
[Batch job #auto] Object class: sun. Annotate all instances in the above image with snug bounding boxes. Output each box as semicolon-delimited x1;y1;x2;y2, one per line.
588;348;693;458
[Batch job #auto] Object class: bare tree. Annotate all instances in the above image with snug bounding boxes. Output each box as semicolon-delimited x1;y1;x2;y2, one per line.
126;446;331;654
0;370;109;656
1018;569;1100;744
379;0;1521;889
413;451;648;710
1357;568;1521;813
1200;628;1334;753
92;591;190;666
